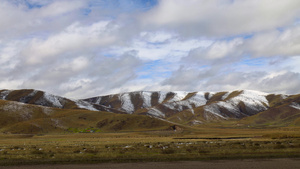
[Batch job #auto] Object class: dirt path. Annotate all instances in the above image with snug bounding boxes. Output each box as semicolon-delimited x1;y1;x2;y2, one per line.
1;158;299;169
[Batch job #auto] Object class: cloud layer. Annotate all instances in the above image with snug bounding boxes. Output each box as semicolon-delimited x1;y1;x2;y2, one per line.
0;0;299;98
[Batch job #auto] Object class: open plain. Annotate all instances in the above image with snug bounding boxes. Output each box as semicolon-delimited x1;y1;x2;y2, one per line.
0;126;299;166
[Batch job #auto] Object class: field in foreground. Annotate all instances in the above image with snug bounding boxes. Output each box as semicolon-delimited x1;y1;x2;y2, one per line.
0;127;299;166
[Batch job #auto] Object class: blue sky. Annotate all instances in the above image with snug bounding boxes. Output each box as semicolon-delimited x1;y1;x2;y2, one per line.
0;0;300;98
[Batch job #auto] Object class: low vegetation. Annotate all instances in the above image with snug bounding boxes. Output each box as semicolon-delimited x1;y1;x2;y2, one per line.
67;127;101;133
0;127;299;165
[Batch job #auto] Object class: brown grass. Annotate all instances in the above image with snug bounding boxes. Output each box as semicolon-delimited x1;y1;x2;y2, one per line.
0;127;299;165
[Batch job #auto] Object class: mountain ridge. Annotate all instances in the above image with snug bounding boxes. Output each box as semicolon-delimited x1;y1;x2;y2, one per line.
0;89;299;128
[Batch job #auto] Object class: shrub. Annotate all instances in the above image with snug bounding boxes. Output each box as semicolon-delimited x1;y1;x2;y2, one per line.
161;149;175;154
186;148;193;153
85;149;99;154
198;149;210;154
274;145;286;149
73;150;81;153
31;150;44;155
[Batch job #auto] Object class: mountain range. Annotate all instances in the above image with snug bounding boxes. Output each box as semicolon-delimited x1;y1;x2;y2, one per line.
0;89;299;134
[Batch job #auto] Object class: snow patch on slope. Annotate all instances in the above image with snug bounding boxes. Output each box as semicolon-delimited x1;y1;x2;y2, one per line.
141;91;152;107
120;93;135;113
290;102;300;110
207;92;215;99
147;108;165;118
158;92;168;103
190;120;203;125
163;102;183;111
0;90;10;99
161;92;208;114
212;101;240;115
28;90;38;97
221;92;230;100
43;93;63;108
280;94;288;100
74;100;98;111
203;104;228;120
95;97;102;104
168;91;189;102
188;92;208;107
20;90;38;102
230;90;269;112
203;90;269;120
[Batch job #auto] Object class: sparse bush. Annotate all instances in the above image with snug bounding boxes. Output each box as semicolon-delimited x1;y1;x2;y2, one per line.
198;149;210;154
31;150;44;155
119;150;126;154
161;149;175;154
254;143;260;146
186;148;193;153
274;145;286;149
250;146;259;151
85;149;99;154
264;134;294;139
49;153;55;157
73;150;81;153
13;146;20;149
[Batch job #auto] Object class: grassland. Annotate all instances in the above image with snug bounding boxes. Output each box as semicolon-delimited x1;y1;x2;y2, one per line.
0;95;299;166
0;126;299;166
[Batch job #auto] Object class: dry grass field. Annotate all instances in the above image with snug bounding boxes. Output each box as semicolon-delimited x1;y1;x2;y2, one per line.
0;127;299;166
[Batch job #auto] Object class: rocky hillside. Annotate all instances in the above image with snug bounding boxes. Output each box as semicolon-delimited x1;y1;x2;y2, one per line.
0;99;174;134
82;90;300;125
83;90;286;121
240;93;300;127
1;89;300;126
0;89;122;113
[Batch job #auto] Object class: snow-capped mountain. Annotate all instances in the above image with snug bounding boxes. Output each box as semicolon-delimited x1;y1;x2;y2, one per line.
82;90;300;124
0;89;299;125
0;89;97;111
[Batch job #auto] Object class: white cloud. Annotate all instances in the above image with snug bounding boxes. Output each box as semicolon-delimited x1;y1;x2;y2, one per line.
106;32;212;61
69;57;89;72
21;21;117;65
0;79;24;90
133;38;209;61
139;31;175;43
140;0;300;36
0;42;21;69
0;0;299;98
283;57;300;73
18;53;142;99
61;55;142;98
35;0;85;18
206;39;243;59
0;0;87;39
186;38;243;64
245;26;300;57
162;66;300;95
258;71;300;94
184;24;300;67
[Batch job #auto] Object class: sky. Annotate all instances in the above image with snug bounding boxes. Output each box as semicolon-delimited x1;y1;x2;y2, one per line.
0;0;300;99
